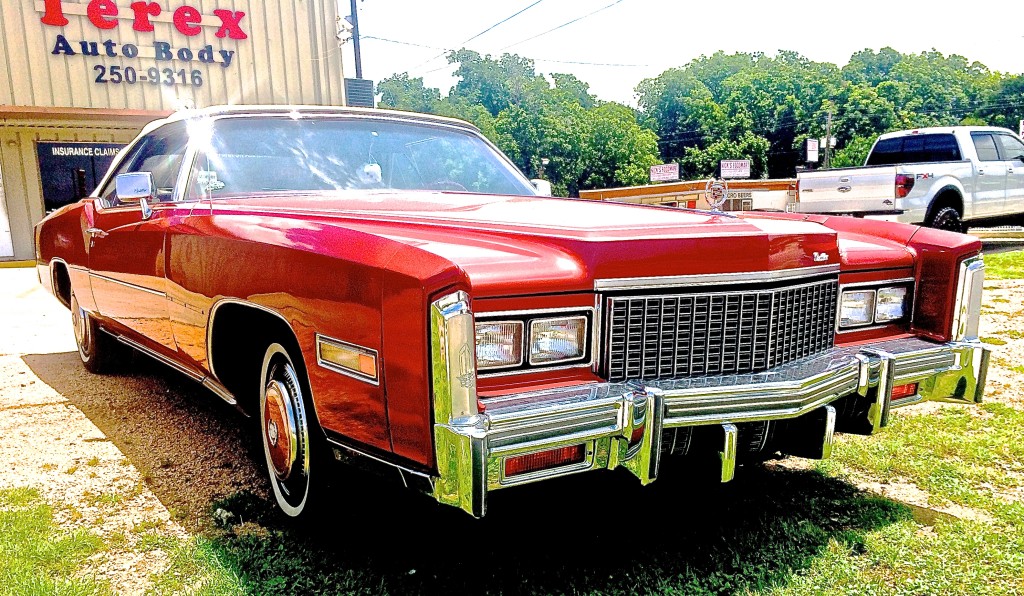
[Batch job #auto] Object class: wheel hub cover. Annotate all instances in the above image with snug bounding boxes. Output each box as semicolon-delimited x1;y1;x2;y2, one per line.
264;381;296;480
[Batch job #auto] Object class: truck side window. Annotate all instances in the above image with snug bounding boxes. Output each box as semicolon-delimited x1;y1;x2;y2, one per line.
995;134;1024;162
971;133;1000;162
923;134;960;162
866;138;902;166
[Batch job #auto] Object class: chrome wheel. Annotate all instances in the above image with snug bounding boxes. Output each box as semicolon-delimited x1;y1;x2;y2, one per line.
260;343;312;517
70;293;93;364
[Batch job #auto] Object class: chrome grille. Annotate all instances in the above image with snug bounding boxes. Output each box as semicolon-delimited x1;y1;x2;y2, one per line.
605;278;838;382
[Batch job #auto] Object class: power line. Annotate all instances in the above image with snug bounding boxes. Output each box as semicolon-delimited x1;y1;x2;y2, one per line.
365;35;649;69
403;0;548;73
497;0;628;52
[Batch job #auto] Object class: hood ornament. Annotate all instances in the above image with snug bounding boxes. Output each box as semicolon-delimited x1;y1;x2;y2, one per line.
705;178;728;212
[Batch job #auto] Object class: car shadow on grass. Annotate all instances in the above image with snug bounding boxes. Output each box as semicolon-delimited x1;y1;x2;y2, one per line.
24;351;909;595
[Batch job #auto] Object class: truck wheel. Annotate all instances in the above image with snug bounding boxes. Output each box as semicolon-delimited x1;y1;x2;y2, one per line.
927;206;964;234
259;342;326;519
71;292;122;374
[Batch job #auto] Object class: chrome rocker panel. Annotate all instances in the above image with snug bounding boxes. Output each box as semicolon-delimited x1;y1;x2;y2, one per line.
433;336;990;517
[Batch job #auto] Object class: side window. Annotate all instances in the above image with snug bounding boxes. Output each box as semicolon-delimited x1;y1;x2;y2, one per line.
100;123;189;206
971;133;1001;162
98;141;148;202
922;134;961;162
866;138;901;166
995;134;1024;162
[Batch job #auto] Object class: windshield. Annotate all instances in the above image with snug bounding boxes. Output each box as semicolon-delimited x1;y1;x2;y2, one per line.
186;116;537;199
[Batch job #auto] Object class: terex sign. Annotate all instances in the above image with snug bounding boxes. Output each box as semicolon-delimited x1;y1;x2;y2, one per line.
39;0;248;39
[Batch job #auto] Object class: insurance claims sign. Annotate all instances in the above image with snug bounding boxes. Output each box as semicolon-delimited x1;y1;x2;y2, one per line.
37;0;247;91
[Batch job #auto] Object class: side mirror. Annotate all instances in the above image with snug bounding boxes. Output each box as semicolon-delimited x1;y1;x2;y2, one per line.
115;172;154;220
531;179;553;196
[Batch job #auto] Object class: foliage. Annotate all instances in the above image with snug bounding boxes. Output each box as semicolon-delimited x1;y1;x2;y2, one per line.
829;135;875;168
377;50;661;197
378;46;1024;195
636;47;1022;179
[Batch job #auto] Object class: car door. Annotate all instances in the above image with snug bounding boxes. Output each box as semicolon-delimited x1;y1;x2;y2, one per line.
994;132;1024;217
969;132;1008;218
88;122;189;353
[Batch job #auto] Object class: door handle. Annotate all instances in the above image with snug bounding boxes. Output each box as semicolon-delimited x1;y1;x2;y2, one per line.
978;169;985;175
1010;167;1014;174
85;228;109;239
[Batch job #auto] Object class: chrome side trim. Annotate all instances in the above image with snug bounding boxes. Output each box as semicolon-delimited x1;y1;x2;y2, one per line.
952;255;985;341
117;335;202;381
48;257;72;307
821;404;837;459
206;298;295;385
315;333;380;386
202;377;238;406
430;291;487;518
862;348;895;433
594;264;840;291
327;438;435;491
88;272;165;297
117;335;239;408
720;424;738;483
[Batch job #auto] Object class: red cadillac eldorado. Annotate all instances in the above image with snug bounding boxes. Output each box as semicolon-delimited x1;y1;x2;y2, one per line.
35;106;989;519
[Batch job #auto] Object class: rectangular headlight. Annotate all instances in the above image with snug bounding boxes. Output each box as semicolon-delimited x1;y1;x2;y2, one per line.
529;316;587;365
875;286;908;323
475;321;523;369
840;290;875;328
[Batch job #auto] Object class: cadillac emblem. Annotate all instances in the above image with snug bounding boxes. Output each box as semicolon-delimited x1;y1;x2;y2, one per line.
705;178;728;212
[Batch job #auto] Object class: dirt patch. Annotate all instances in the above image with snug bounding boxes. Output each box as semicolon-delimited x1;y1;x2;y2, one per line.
0;269;264;593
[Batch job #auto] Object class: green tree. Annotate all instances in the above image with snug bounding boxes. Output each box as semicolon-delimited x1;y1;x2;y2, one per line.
680;131;770;179
447;49;547;116
830;135;875;168
376;73;441;113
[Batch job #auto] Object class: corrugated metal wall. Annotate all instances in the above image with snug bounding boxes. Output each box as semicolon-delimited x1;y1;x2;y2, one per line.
0;0;352;260
0;0;346;109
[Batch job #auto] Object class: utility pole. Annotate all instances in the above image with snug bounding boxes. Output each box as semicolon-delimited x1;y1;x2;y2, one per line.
823;108;833;169
349;0;363;79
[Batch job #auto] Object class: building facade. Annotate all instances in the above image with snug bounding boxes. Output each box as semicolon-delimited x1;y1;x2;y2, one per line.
0;0;348;261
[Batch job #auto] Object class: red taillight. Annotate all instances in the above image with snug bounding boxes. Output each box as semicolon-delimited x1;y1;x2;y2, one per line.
895;174;915;198
504;445;586;477
891;382;918;401
629;425;646;446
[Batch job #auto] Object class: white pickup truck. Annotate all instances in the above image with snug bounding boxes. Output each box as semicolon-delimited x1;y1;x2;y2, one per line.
792;126;1024;232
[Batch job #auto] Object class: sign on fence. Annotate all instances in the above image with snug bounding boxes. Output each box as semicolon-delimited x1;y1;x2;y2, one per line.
720;159;751;179
650;163;680;182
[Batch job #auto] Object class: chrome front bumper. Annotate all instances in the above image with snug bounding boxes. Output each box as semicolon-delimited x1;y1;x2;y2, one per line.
432;337;990;517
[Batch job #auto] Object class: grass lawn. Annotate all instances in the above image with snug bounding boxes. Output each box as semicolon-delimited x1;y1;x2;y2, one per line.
983;249;1024;279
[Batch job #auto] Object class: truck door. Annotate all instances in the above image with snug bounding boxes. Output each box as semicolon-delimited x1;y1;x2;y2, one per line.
995;132;1024;217
969;132;1008;218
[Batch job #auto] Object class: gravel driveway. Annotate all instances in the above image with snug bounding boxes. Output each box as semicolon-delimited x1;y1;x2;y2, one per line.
0;268;265;591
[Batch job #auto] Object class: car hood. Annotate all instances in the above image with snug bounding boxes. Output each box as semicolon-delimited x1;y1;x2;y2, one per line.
210;191;914;296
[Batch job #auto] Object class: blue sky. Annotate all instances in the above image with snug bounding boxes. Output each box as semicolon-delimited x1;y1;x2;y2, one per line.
344;0;1021;106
